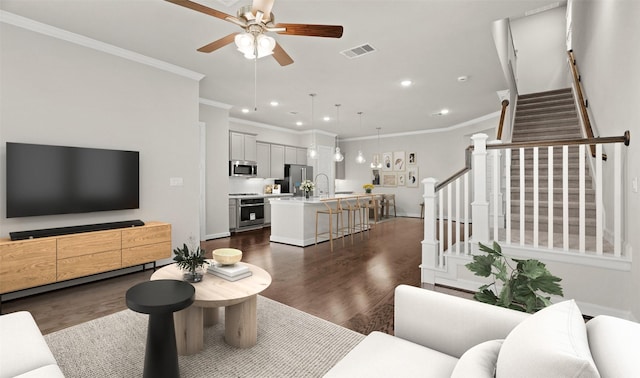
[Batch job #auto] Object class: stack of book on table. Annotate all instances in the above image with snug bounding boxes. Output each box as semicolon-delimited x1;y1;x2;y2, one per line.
207;262;252;281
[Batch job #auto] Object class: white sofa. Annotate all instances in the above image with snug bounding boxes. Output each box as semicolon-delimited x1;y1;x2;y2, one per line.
325;284;640;378
0;311;64;378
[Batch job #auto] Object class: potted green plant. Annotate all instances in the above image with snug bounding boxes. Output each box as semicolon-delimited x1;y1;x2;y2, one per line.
173;242;209;283
465;241;563;313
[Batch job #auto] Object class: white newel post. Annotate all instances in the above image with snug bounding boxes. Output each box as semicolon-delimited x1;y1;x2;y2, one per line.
421;177;440;284
471;134;490;249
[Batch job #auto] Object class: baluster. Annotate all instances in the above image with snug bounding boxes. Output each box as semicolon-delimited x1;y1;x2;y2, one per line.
493;149;500;242
614;143;622;257
464;173;470;254
579;144;586;253
505;148;511;244
519;147;525;246
447;184;452;254
533;147;539;247
455;178;461;255
548;146;554;249
563;145;569;251
439;189;444;265
596;144;603;255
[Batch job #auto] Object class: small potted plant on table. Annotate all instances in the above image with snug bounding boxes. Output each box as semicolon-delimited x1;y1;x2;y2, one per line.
173;242;209;283
363;183;374;194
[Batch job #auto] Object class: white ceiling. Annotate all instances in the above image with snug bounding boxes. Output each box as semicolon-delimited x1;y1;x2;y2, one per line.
0;0;556;138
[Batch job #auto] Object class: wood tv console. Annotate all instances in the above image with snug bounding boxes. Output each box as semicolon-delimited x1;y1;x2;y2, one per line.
0;221;171;295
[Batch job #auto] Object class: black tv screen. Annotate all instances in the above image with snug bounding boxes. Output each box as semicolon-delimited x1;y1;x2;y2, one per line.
6;142;139;218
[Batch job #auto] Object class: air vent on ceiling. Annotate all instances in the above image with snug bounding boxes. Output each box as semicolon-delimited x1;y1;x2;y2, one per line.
340;43;376;59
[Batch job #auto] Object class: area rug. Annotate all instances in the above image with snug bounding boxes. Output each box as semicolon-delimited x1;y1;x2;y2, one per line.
44;296;364;377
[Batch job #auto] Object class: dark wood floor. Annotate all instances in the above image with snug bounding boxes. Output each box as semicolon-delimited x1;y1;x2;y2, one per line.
2;217;471;335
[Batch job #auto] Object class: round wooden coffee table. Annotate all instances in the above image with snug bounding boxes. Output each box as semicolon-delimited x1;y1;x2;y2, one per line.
150;261;271;355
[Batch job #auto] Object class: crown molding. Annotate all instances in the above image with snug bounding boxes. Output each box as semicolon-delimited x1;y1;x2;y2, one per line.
0;10;205;81
199;98;232;110
341;111;501;142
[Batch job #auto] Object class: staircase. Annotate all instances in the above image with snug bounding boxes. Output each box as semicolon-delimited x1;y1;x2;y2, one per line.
508;88;602;250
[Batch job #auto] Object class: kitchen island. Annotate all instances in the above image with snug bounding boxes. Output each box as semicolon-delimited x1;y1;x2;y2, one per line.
269;194;379;247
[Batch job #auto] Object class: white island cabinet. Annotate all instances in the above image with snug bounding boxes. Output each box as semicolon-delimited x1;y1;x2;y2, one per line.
269;194;378;247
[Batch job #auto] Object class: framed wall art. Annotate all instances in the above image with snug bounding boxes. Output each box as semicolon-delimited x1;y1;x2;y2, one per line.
382;172;397;187
382;152;393;171
393;151;406;171
408;152;416;165
372;169;381;186
407;167;419;188
398;173;406;186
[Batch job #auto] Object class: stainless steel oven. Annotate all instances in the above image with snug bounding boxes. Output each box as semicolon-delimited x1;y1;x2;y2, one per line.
237;197;265;230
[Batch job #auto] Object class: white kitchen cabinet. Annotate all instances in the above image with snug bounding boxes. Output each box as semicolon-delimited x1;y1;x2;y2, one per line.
270;144;285;179
229;199;237;231
296;147;307;165
256;142;271;178
229;131;257;161
264;199;271;225
284;146;297;164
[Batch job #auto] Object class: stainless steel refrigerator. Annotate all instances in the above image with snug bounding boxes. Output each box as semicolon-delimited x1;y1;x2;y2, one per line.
283;164;313;197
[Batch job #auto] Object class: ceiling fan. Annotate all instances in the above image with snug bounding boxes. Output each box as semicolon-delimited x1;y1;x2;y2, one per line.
165;0;344;66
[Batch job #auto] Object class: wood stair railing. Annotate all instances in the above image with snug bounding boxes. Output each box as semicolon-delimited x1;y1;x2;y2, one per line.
568;49;601;159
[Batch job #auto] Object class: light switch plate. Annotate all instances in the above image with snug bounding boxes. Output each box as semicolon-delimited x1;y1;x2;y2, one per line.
633;177;638;193
170;177;184;187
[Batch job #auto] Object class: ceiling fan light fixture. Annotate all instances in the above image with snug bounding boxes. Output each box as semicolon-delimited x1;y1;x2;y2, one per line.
235;32;275;59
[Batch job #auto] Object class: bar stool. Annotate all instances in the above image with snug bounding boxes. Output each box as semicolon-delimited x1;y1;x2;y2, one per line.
382;194;397;218
356;195;372;237
316;199;344;251
340;197;367;243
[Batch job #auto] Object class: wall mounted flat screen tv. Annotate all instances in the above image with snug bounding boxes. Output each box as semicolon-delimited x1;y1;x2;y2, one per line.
6;142;139;218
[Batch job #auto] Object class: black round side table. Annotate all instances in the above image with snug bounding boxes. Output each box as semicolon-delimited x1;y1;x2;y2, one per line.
126;279;195;378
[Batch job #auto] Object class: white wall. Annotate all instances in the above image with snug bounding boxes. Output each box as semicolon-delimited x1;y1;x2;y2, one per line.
0;23;201;252
338;115;500;217
200;103;231;240
511;6;569;94
568;0;640;320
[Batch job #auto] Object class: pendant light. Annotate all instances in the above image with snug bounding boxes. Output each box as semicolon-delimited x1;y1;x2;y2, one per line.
355;112;366;164
370;127;383;168
333;104;344;162
307;93;318;159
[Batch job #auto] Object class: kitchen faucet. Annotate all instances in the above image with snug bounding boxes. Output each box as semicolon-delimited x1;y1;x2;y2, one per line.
314;173;329;196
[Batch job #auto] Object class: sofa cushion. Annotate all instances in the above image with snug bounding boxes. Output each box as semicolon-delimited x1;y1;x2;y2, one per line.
0;311;60;378
587;315;640;378
323;331;458;378
496;300;599;378
451;339;503;378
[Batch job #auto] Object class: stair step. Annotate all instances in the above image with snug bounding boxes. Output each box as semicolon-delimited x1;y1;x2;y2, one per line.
515;110;579;122
518;88;573;101
516;104;577;117
511;219;597;236
517;97;575;111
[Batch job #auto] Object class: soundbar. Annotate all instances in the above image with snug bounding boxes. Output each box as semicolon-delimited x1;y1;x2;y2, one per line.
9;220;145;241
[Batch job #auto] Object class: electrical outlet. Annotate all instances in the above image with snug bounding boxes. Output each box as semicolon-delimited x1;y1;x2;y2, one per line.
633;177;638;193
170;177;183;187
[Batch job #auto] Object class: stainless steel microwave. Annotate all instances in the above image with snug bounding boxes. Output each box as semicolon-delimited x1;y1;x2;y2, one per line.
229;160;258;177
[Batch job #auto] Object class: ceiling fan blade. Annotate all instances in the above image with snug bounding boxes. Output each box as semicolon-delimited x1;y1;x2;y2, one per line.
165;0;234;22
272;42;294;66
252;0;275;21
275;23;343;38
197;33;239;53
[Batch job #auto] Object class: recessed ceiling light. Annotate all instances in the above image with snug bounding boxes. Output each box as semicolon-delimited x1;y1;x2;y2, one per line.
296;121;303;126
323;116;331;122
270;101;279;106
401;80;412;87
432;109;450;116
457;76;468;82
241;108;250;113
